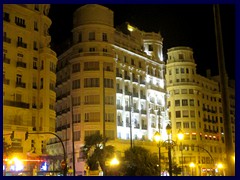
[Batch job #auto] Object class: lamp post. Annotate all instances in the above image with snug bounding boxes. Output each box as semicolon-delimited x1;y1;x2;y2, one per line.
189;162;195;176
177;129;184;176
166;124;172;176
153;131;161;176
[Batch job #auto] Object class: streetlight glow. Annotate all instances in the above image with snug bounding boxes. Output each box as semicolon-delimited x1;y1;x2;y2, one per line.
110;157;119;166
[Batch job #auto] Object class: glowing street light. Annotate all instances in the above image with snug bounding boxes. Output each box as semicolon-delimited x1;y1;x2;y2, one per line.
189;162;195;176
153;131;162;176
110;157;119;166
177;129;184;176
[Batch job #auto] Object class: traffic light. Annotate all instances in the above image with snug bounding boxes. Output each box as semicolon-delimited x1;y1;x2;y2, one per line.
10;131;14;140
25;132;28;141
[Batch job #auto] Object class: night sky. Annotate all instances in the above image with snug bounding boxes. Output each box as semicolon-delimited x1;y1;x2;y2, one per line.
48;4;235;80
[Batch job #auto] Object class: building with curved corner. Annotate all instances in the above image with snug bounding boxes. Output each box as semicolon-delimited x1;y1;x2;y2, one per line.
165;46;235;176
3;4;57;175
48;4;169;175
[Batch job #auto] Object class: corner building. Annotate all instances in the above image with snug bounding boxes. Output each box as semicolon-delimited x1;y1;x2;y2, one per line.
3;4;57;175
165;47;234;176
49;4;169;175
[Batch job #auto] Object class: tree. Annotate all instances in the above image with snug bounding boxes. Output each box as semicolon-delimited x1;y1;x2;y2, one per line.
120;146;159;176
81;133;115;175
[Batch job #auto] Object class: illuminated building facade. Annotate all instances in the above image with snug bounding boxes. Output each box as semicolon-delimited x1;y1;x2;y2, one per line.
165;46;235;176
3;4;57;175
47;4;169;175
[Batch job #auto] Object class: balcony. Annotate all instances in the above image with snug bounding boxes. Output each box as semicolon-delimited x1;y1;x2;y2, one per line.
141;109;147;114
117;105;123;110
116;73;122;78
4;100;29;109
140;80;145;85
3;36;11;43
132;78;138;83
142;124;147;130
133;93;138;98
124;76;131;81
16;61;27;68
16;82;26;88
117;120;123;126
17;42;27;48
140;94;146;99
117;89;123;94
15;22;26;28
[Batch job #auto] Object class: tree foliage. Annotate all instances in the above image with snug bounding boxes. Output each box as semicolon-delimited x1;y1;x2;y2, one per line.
81;133;114;174
120;146;159;176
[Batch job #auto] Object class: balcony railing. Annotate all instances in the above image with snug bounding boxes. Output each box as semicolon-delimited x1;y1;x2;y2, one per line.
3;36;11;43
16;61;27;68
4;100;29;109
16;82;26;88
17;42;27;48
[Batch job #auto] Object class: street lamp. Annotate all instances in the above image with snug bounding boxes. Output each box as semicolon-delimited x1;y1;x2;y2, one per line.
217;163;223;176
189;162;195;176
166;124;172;176
153;131;161;176
177;129;184;176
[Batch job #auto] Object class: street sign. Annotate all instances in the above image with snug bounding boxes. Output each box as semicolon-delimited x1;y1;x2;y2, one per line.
61;161;66;169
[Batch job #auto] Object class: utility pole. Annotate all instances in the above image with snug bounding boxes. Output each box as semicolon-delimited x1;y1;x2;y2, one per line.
213;4;235;176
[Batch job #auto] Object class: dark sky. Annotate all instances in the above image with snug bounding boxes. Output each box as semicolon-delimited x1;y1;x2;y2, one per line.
48;4;235;80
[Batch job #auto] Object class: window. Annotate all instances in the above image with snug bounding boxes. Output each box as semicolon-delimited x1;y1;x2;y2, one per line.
182;99;188;106
176;122;181;129
175;100;180;106
192;133;197;140
84;78;99;87
169;70;172;75
105;113;114;122
35;4;39;11
34;21;38;31
191;122;196;128
105;96;114;105
183;122;189;128
84;62;99;71
15;17;26;27
102;33;107;41
89;47;95;52
190;110;195;117
104;78;114;88
182;110;189;117
176;68;179;74
190;99;194;106
89;32;95;40
181;68;184;73
174;89;179;94
72;79;80;89
131;58;135;66
181;89;187;94
72;96;81;106
176;111;181;118
85;112;100;122
72;63;80;73
33;57;38;69
186;68;189;73
50;62;55;73
3;12;10;22
74;131;80;141
73;113;81;123
179;54;184;59
148;45;153;51
33;41;38;50
84;95;100;104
